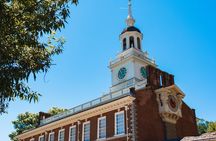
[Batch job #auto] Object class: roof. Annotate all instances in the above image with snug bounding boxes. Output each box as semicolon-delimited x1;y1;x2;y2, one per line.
39;89;133;126
16;89;135;139
121;26;141;35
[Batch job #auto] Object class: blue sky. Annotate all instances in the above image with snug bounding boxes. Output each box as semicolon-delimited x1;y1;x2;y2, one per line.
1;0;216;140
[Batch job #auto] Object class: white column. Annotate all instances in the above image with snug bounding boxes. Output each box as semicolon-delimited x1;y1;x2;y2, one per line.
134;36;138;49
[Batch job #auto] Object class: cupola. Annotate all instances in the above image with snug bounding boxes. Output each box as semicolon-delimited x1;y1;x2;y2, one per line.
120;0;143;52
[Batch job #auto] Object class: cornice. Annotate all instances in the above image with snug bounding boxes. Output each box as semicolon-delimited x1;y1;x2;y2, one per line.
16;96;135;140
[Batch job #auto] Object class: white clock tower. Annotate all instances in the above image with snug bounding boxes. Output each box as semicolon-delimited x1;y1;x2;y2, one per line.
109;0;156;93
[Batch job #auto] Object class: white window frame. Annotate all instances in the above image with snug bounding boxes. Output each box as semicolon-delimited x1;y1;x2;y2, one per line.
30;138;35;141
69;125;76;141
114;111;125;136
58;129;65;141
48;132;55;141
39;135;45;141
97;116;106;139
82;121;90;141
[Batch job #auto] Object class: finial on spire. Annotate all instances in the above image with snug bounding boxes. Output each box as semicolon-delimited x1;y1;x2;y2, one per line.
126;0;135;27
128;0;133;18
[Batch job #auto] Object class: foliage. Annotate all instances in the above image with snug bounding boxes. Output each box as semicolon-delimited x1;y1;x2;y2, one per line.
197;118;216;135
48;107;68;115
9;107;67;141
0;0;78;114
207;122;216;133
197;118;209;134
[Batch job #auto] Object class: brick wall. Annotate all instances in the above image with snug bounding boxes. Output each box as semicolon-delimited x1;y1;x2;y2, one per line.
146;65;174;89
176;103;198;138
135;87;165;141
23;107;130;141
135;86;198;141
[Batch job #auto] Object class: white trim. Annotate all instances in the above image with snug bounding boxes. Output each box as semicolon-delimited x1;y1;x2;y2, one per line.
82;121;90;141
30;138;35;141
97;116;106;139
58;129;65;141
48;132;55;141
114;111;125;136
38;135;44;141
16;96;134;140
69;125;76;141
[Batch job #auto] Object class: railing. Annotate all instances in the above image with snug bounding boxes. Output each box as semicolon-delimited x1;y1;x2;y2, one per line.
110;78;136;92
40;89;131;126
110;49;155;66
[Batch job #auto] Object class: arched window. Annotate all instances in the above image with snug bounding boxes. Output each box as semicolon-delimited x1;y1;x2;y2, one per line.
129;36;135;48
123;38;127;51
137;37;141;49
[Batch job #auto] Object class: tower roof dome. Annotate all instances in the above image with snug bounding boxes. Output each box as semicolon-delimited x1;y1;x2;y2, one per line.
121;26;141;35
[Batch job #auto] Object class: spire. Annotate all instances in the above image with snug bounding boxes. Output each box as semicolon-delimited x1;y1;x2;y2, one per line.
126;0;135;27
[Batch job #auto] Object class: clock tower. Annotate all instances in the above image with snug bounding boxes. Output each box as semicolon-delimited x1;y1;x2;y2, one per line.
109;0;156;93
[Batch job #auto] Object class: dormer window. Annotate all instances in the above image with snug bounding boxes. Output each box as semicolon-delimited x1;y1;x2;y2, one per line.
129;36;134;48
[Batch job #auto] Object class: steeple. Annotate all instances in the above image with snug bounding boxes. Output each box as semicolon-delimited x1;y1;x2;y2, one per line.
120;0;143;52
126;0;135;27
109;1;156;93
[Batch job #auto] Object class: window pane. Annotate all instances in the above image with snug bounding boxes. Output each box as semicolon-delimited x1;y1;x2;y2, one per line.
116;112;125;135
83;122;90;141
70;126;76;141
49;133;54;141
98;117;106;139
59;130;65;141
39;136;44;141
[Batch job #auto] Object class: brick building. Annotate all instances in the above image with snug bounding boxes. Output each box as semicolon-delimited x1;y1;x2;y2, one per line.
16;1;198;141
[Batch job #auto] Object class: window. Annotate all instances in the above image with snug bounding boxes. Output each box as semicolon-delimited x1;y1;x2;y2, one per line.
83;121;90;141
115;111;125;135
58;129;65;141
39;135;45;141
98;117;106;139
129;36;134;48
69;126;76;141
159;74;163;86
137;37;141;49
49;132;55;141
123;38;127;51
30;138;35;141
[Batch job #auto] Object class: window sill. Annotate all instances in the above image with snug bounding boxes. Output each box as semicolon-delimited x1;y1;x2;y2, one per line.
98;134;127;141
114;133;126;137
96;138;107;141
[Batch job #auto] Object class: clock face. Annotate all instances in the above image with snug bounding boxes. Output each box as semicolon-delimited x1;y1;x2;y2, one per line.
140;67;147;78
118;67;127;79
168;95;179;112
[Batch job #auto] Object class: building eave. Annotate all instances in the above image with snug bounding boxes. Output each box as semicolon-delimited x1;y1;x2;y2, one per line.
16;95;135;140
